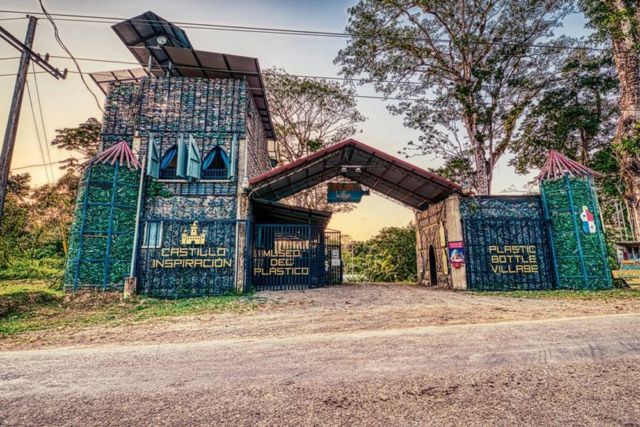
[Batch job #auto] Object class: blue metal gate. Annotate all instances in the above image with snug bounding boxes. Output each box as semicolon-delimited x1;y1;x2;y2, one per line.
462;217;554;290
252;224;342;291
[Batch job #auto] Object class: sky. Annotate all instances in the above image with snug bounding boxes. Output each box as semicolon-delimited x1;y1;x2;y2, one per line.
0;0;592;240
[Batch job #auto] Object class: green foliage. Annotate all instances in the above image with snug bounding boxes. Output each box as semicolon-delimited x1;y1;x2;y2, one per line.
0;258;64;281
431;154;476;190
0;280;62;318
1;118;102;272
511;51;618;174
51;117;101;173
345;226;417;282
542;177;612;290
479;288;640;300
0;170;77;270
580;0;640;47
336;0;573;194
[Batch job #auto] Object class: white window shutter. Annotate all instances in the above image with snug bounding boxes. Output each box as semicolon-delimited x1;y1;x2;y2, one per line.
146;135;160;179
176;134;187;179
187;135;201;181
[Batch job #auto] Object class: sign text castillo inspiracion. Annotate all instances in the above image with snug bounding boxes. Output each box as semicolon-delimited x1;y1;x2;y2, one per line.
151;221;233;268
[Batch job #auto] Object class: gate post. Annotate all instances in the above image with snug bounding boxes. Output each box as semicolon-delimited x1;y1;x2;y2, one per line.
445;194;467;290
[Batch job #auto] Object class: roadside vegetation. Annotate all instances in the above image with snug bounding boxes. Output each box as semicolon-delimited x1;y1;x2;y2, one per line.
479;288;640;300
342;226;417;282
0;279;264;337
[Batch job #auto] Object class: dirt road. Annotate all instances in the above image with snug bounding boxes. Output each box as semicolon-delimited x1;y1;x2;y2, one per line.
1;285;640;425
4;283;640;350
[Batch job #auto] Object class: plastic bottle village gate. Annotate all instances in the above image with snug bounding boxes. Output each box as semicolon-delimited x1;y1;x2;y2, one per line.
63;11;613;297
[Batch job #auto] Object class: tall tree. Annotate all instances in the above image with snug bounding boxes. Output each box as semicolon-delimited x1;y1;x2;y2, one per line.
50;117;101;173
510;50;618;173
581;0;640;238
264;68;365;211
336;0;572;194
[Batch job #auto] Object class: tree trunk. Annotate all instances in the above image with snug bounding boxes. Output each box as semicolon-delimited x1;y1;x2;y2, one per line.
463;113;491;195
609;0;640;239
474;148;491;195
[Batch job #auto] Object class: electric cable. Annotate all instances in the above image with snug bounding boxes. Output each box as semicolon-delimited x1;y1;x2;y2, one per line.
36;0;105;114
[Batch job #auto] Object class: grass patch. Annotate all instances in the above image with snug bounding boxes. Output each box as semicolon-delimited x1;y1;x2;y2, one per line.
0;257;64;281
477;288;640;300
0;280;265;338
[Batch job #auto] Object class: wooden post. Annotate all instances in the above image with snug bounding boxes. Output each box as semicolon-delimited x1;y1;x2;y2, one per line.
0;16;37;223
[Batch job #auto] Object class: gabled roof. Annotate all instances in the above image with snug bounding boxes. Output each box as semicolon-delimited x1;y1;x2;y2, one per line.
249;139;462;211
537;150;601;181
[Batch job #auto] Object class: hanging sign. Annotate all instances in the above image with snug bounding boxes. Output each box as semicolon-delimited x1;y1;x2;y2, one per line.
327;183;370;203
331;249;341;267
580;206;597;234
448;241;465;268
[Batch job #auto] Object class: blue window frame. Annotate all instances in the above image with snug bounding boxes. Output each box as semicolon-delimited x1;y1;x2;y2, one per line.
202;146;230;179
159;145;178;179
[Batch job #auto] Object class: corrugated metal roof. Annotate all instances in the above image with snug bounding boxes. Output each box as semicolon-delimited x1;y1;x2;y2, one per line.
252;199;332;227
89;68;150;94
249;139;462;211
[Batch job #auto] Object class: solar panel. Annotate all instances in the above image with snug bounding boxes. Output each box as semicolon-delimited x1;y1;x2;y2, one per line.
109;12;275;139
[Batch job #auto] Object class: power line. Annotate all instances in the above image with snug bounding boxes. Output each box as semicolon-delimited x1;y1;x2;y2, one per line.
31;68;56;180
25;80;52;183
20;51;597;92
37;0;105;114
11;160;64;171
0;9;607;52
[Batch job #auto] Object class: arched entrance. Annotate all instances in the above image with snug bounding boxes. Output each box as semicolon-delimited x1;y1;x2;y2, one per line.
248;139;462;290
428;245;438;287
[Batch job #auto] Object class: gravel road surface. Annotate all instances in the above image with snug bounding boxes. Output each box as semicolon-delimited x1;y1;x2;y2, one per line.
2;310;640;426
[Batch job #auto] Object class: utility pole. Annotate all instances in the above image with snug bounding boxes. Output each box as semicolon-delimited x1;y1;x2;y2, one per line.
0;16;67;224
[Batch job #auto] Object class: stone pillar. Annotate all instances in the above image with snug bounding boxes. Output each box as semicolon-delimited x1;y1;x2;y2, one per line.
234;137;250;293
414;217;425;285
123;277;137;299
445;194;467;290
